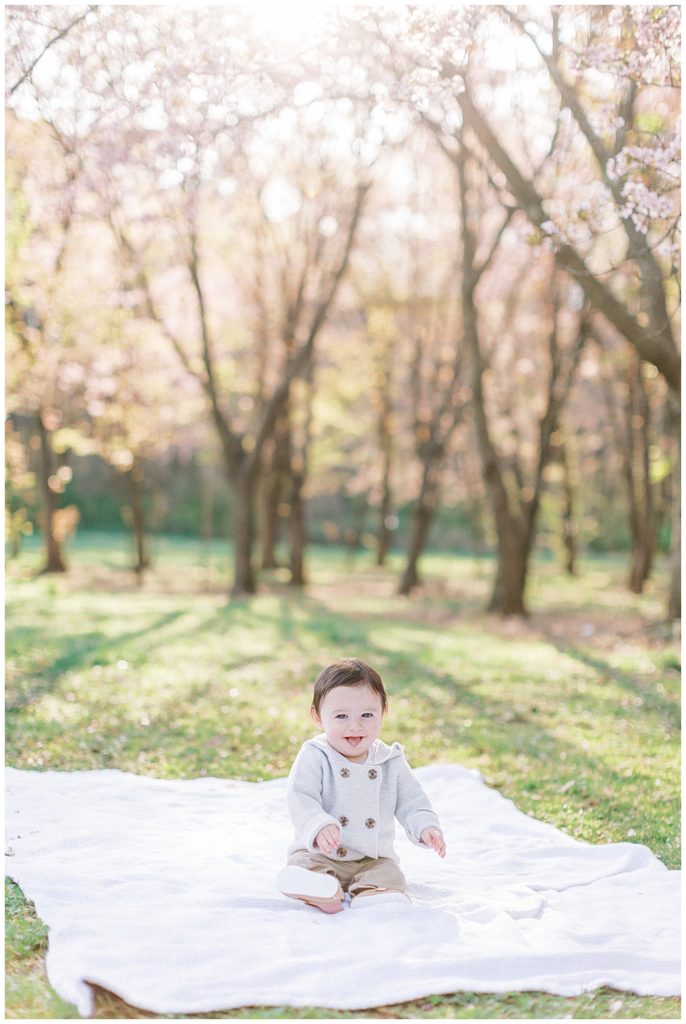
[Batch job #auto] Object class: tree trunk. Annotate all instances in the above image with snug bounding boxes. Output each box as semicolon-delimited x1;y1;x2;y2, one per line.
463;263;529;613
600;350;656;595
260;471;283;569
558;440;577;576
200;460;215;545
36;409;67;574
343;493;368;569
8;520;22;560
667;475;680;620
627;493;654;594
398;501;436;596
260;408;291;569
231;463;258;596
376;496;393;566
666;401;680;621
129;456;149;582
376;346;394;566
455;147;532;616
289;467;306;585
398;460;438;595
488;528;530;615
626;358;654;593
376;412;393;566
288;367;314;587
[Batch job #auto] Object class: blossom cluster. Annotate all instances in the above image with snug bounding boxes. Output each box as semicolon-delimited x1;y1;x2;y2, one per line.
572;6;680;87
587;102;626;140
618;180;675;235
537;180;619;251
607;134;681;184
606;130;680;234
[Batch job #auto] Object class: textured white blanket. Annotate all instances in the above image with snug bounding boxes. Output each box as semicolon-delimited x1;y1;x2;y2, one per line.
4;765;680;1016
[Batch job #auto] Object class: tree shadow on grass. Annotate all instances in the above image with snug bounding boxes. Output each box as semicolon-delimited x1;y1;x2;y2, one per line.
5;612;187;712
541;642;679;733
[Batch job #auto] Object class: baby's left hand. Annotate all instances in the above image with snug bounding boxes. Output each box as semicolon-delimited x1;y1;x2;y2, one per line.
421;827;446;858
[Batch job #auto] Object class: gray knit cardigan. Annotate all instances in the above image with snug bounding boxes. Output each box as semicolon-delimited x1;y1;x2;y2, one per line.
286;734;442;862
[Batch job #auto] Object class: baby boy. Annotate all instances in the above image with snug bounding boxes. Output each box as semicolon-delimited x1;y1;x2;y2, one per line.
277;657;445;913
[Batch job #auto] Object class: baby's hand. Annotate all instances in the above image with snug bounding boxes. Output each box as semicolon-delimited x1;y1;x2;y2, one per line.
314;824;341;856
421;827;446;858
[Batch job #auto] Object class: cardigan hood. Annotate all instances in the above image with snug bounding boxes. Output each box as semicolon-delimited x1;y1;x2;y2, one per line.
305;734;404;767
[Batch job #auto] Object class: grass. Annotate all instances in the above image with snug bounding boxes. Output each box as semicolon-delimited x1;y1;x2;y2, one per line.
4;531;681;1019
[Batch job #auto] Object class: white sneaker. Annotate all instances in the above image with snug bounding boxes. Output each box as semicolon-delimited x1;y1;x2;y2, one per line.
350;890;411;909
277;866;344;914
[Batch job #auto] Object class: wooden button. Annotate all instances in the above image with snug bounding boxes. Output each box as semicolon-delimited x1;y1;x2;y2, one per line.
336;846;347;858
368;769;378;780
339;816;349;826
365;818;376;829
340;768;350;778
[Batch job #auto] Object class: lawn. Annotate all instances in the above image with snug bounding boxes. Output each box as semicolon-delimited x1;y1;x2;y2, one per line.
5;532;681;1019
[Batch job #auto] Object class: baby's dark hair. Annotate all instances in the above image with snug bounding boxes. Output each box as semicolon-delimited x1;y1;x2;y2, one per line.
312;658;388;715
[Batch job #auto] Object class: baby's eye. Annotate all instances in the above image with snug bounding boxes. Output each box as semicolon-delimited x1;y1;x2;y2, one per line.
335;713;348;719
362;712;374;718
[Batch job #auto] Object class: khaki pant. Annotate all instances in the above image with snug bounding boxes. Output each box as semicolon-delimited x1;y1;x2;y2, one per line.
287;849;406;898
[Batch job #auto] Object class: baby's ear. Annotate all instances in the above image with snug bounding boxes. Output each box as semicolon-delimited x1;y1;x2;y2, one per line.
310;706;321;726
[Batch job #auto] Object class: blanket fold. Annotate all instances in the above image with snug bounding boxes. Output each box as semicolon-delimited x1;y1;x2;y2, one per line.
5;764;680;1016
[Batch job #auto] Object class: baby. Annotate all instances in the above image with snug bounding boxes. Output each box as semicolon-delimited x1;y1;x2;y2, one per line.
277;657;445;913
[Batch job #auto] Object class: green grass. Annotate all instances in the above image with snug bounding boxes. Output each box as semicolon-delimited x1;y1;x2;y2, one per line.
5;532;681;1019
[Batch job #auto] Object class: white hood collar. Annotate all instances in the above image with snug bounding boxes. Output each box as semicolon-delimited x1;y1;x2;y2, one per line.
306;734;403;766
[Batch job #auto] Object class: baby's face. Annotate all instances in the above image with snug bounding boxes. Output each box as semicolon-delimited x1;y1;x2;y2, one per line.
311;684;385;763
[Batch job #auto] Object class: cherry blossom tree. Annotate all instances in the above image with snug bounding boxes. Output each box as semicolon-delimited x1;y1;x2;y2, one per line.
5;112;85;573
353;3;680;614
7;4;373;595
6;4;679;614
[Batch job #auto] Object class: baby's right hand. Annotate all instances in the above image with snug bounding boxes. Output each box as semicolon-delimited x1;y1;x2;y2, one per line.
314;824;341;856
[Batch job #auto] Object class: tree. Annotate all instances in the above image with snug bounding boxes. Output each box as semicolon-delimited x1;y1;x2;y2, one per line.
458;142;589;613
597;334;670;594
556;433;579;576
5;115;84;573
112;125;371;594
287;366;314;586
80;315;201;581
395;177;468;596
365;4;679;612
503;6;680;394
228;105;379;586
452;8;681;614
362;303;397;567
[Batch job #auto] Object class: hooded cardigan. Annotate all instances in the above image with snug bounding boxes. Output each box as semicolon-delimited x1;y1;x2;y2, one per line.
286;734;442;863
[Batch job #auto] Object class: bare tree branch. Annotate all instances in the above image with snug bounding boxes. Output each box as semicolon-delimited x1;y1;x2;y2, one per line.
248;179;372;472
187;211;243;469
9;7;94;95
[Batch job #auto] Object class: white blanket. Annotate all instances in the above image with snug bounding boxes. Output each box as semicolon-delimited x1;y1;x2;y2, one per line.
4;764;680;1017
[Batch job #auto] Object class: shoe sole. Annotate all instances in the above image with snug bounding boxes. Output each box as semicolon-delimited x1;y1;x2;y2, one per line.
277;866;344;914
